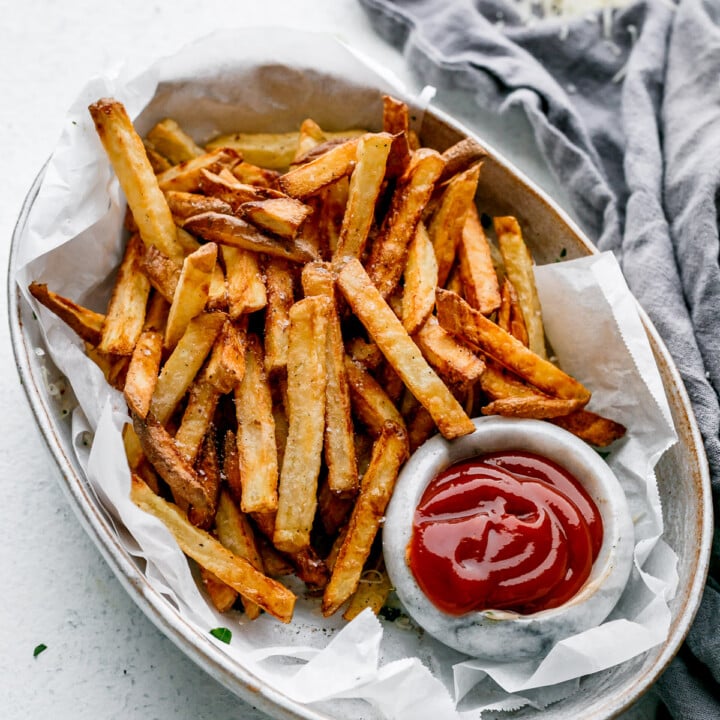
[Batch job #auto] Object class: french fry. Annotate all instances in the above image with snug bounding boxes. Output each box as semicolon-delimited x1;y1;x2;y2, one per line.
401;222;438;335
438;137;487;185
337;259;474;439
234;334;279;514
188;428;222;528
99;233;151;355
183;211;316;264
88;98;183;262
28;282;105;346
497;278;529;346
322;422;408;616
140;244;181;303
146;118;204;164
263;259;295;376
123;330;163;418
157;148;241;193
173;375;221;465
130;474;295;622
164;242;217;349
214;490;265;619
365;148;446;298
345;336;383;371
301;263;358;496
551;410;627;447
231;161;280;188
482;395;586;419
239;197;312;240
164;190;233;221
412;316;485;388
343;559;393;621
143;141;172;173
436;289;591;403
150;311;225;424
333;132;393;261
293;118;326;162
200;568;238;613
203;319;246;394
494;216;547;358
458;205;501;314
273;296;330;553
222;245;267;319
429;163;481;287
279;138;360;198
317;479;354;536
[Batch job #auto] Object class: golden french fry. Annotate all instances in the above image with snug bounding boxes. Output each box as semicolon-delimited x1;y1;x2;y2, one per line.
88;98;183;262
183;211;315;264
482;395;586;419
401;222;438;335
273;296;330;553
337;259;474;439
551;410;627;447
494;216;546;358
215;490;265;619
382;94;409;135
278;137;359;198
203;319;246;394
458;205;501;314
345;336;383;370
173;376;221;465
436;289;590;402
165;242;217;349
239;197;313;240
231;161;280;188
164;190;233;221
143;141;173;173
322;422;408;616
439;137;487;185
293;118;326;162
333;132;393;261
498;278;529;346
130;474;295;622
222;245;267;319
146;118;204;164
301;262;358;496
365;148;446;298
99;233;151;355
123;330;163;418
412;316;485;388
28;282;105;346
263;259;295;376
150;311;225;424
234;333;279;514
200;568;238;613
140;244;181;303
429;163;481;287
157;148;241;193
188;429;222;528
343;560;393;621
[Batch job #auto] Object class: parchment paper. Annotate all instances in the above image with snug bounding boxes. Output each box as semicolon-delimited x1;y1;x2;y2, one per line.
15;28;678;719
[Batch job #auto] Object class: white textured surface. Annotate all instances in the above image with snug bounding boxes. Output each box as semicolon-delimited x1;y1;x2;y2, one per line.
0;0;660;717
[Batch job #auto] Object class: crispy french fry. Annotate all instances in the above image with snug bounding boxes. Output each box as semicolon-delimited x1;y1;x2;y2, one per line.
458;205;501;314
164;190;233;221
273;296;330;553
365;148;446;298
203;319;246;394
200;568;238;613
231;161;280;188
215;490;265;619
343;560;393;621
199;168;284;208
183;211;315;264
333;132;393;261
173;376;221;465
146;118;204;164
322;422;408;616
140;244;181;303
222;245;267;319
337;259;474;439
28;282;105;346
130;474;295;622
439;137;487;185
482;395;586;419
263;259;295;376
150;311;225;424
99;233;151;355
234;334;279;514
278;138;359;198
551;410;627;447
123;330;163;418
188;428;222;528
498;278;529;346
413;316;485;388
88;98;183;261
239;197;312;240
429;163;481;287
301;263;358;496
157;148;241;193
345;337;383;370
165;242;217;349
401;222;438;335
494;216;546;358
436;289;591;403
293;118;326;163
143;141;173;173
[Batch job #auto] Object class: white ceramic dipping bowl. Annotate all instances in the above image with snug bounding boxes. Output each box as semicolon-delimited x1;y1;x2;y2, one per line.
383;416;635;661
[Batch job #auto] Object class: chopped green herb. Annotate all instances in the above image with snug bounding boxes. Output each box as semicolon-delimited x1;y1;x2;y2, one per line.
210;627;232;644
33;643;48;658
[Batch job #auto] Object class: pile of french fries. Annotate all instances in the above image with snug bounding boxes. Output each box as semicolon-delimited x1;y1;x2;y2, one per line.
29;94;626;626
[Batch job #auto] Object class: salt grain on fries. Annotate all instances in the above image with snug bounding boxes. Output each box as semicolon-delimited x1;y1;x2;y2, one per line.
30;93;625;625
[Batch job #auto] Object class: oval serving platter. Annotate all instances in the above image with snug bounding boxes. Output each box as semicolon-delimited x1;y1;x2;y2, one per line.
9;67;712;720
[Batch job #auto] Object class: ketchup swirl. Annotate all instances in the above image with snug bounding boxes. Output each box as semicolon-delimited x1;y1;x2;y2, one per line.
407;451;603;616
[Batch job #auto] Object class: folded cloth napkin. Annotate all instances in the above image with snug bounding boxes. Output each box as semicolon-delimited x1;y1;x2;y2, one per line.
358;0;720;716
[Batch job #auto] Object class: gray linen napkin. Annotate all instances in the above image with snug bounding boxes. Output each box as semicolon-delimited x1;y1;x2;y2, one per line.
358;0;720;716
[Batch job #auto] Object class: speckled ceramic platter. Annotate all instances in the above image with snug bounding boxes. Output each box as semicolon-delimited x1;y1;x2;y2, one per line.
9;69;712;720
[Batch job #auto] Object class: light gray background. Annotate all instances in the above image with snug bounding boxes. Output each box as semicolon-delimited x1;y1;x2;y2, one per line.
0;1;660;717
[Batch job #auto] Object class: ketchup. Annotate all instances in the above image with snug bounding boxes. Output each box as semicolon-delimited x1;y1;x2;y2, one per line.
407;451;603;616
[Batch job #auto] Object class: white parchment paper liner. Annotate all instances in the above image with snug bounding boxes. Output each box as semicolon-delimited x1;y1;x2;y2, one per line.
15;28;678;720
